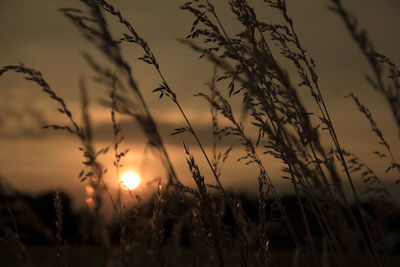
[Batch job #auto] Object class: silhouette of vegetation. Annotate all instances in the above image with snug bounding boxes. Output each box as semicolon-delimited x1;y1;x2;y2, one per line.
1;0;399;266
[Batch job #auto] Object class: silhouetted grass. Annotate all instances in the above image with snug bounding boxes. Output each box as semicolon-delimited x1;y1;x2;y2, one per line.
0;0;399;266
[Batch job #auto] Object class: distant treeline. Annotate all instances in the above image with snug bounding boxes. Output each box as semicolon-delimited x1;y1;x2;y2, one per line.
1;189;399;252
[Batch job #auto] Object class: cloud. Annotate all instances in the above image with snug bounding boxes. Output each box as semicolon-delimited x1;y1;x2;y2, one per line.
91;117;238;147
0;128;45;140
0;101;49;140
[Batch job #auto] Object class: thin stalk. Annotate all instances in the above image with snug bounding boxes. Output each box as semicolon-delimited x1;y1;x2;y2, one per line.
282;7;378;263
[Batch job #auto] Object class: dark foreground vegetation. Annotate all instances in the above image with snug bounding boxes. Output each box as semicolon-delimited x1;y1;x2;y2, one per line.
0;190;399;266
1;0;400;266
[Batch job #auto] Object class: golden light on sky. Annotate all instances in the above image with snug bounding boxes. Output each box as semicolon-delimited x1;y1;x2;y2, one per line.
120;172;141;191
0;0;399;203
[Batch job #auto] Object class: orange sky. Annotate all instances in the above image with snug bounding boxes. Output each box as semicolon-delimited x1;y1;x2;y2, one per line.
0;0;399;207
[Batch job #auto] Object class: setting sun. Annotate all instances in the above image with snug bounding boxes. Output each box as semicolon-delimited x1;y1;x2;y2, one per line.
120;172;141;190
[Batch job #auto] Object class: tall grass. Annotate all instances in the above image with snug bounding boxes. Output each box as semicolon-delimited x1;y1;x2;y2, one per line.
0;0;399;266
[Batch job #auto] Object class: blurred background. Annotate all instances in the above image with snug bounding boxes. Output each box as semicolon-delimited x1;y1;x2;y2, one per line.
0;0;399;209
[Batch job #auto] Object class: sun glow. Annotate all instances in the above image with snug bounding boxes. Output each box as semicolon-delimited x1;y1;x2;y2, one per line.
120;172;141;190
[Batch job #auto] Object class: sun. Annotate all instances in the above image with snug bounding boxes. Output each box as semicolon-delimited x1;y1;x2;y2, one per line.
120;172;141;190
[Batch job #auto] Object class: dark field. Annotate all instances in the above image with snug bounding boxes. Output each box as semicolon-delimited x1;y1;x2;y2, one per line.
2;246;399;267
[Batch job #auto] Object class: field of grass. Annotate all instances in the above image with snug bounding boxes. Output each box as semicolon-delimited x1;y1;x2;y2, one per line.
1;0;400;266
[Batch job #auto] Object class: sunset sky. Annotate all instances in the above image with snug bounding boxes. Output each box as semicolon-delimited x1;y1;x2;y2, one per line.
1;0;399;207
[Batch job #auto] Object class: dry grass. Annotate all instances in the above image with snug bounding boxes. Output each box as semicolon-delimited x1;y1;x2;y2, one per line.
0;0;399;266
